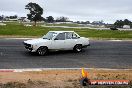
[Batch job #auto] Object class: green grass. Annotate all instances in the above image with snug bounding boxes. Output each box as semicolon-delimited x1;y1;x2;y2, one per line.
0;22;132;39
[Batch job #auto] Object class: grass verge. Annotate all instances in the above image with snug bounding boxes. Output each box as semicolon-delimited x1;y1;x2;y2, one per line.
0;22;132;39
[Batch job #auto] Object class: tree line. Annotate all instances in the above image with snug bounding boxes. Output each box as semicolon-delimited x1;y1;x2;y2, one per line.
0;15;17;20
44;16;70;23
114;19;132;28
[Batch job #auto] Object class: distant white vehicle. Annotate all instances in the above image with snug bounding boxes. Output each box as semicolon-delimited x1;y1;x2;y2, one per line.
123;25;130;29
23;31;90;55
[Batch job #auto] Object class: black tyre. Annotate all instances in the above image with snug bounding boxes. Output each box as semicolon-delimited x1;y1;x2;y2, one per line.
37;46;48;56
73;44;82;52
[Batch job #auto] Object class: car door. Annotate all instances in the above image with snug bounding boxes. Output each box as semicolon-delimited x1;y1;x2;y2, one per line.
65;32;75;49
64;32;78;49
51;33;66;50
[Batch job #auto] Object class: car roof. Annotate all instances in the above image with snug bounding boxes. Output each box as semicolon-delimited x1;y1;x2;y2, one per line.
49;31;75;33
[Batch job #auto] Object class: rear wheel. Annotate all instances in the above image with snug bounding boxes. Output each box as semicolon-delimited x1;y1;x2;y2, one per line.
37;46;48;56
73;44;82;52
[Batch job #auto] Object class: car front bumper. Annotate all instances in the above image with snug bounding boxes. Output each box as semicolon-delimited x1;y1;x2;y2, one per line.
23;42;33;51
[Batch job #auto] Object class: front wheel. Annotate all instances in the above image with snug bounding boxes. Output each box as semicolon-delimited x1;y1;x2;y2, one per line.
37;46;48;56
73;44;82;52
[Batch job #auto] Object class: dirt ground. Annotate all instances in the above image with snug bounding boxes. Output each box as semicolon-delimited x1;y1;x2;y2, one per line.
0;69;132;88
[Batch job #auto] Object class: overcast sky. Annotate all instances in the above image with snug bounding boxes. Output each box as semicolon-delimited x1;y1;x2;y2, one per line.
0;0;132;23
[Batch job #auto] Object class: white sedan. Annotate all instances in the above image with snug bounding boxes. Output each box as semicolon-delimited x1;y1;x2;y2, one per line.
23;31;90;55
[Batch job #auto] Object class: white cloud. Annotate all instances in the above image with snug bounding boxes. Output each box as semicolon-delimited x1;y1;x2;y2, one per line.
0;0;132;23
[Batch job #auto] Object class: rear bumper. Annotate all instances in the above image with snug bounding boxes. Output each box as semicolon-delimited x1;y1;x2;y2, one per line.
82;44;90;48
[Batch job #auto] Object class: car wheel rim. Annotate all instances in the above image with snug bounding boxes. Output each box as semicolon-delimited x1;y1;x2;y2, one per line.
38;47;47;55
76;45;82;52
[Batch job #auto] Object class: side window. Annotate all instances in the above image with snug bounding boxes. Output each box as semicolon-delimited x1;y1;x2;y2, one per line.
66;32;72;39
72;33;78;39
55;33;65;40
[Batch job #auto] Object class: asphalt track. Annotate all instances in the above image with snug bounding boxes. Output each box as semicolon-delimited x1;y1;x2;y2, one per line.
0;39;132;69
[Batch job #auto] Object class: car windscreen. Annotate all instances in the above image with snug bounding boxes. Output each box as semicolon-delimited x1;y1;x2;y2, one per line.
42;32;57;40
